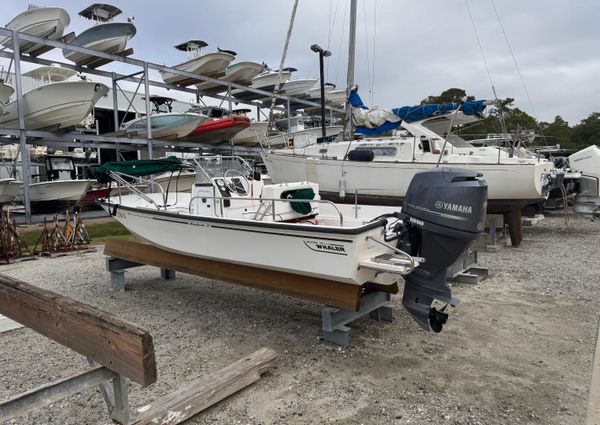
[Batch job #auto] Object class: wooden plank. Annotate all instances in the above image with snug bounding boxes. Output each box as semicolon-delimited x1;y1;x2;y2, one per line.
134;348;277;425
104;239;364;311
0;274;156;386
587;318;600;425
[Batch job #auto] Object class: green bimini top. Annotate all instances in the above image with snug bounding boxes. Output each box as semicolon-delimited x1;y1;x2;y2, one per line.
96;156;185;177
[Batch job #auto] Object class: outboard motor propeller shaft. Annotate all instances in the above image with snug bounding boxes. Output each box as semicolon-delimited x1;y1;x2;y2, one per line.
399;168;487;332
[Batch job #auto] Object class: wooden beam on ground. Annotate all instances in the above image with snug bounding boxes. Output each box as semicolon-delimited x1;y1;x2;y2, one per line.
104;239;364;311
133;348;277;425
587;318;600;425
0;274;156;387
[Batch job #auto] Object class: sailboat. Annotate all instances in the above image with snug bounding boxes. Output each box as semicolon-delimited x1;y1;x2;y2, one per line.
62;3;136;67
260;1;556;246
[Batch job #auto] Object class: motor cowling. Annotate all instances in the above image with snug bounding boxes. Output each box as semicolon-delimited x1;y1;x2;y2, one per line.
399;168;487;332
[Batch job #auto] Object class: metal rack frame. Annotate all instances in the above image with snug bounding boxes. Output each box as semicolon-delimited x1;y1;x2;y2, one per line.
0;27;345;222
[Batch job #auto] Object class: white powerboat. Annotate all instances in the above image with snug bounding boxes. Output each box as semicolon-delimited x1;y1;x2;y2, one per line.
160;40;235;86
0;178;22;205
120;96;206;140
26;155;94;213
196;61;265;94
62;4;136;66
0;64;109;130
282;78;318;97
231;67;294;102
97;155;488;332
231;120;269;146
0;81;14;117
568;145;600;218
1;5;70;54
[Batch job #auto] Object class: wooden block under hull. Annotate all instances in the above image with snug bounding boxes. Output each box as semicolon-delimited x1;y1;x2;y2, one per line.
104;239;398;311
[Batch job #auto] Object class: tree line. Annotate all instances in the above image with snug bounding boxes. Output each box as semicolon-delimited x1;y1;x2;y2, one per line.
421;88;600;150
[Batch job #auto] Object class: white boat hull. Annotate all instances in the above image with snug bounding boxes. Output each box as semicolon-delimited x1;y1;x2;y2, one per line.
196;61;264;93
101;194;396;285
160;52;235;85
1;7;70;53
231;122;269;146
262;151;551;210
26;179;93;213
0;178;22;204
122;114;205;140
0;81;108;130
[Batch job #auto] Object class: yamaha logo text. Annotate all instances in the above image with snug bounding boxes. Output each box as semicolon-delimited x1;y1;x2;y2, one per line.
434;200;473;214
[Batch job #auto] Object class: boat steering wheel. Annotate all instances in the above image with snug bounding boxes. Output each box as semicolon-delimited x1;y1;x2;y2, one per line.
223;169;250;194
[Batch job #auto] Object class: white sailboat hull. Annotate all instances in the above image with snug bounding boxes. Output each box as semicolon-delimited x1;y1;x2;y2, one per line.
0;81;108;130
262;151;551;208
100;193;396;285
1;7;70;53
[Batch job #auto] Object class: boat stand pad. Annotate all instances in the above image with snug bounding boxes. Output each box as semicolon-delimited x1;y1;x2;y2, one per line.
104;240;399;346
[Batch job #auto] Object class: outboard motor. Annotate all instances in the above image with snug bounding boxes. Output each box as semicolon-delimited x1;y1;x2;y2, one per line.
398;168;487;332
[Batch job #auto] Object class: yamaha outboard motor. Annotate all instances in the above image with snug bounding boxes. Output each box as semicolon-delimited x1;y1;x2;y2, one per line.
399;168;487;332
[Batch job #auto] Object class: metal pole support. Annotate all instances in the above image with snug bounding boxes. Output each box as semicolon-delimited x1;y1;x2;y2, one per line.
321;291;393;347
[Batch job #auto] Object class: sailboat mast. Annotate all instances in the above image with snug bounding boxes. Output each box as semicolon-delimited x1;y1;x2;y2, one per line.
344;0;357;139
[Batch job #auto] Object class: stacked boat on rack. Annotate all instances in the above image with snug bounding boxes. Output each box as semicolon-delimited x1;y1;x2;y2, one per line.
62;3;136;67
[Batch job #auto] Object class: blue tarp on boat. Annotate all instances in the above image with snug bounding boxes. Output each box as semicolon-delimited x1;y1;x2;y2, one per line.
350;90;488;135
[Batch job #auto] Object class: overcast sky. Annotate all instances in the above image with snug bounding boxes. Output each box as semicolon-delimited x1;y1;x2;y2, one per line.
2;0;598;125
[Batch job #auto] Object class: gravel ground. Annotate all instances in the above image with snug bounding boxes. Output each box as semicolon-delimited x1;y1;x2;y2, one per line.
0;212;598;425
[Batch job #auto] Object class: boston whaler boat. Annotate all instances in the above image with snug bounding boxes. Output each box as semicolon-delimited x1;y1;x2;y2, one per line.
97;156;488;332
62;3;136;67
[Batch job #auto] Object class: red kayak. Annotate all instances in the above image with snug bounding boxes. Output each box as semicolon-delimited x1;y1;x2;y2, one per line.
183;115;250;144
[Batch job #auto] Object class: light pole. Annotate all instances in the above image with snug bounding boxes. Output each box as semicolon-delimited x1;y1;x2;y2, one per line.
311;44;331;139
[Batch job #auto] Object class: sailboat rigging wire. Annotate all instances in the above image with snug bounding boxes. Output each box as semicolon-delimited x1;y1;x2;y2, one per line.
489;0;538;122
334;0;348;87
465;0;509;159
327;0;341;82
267;0;299;127
436;105;462;167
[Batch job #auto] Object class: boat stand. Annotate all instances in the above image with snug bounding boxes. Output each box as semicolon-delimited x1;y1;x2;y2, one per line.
474;214;508;253
104;239;398;346
446;247;489;285
321;291;393;347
